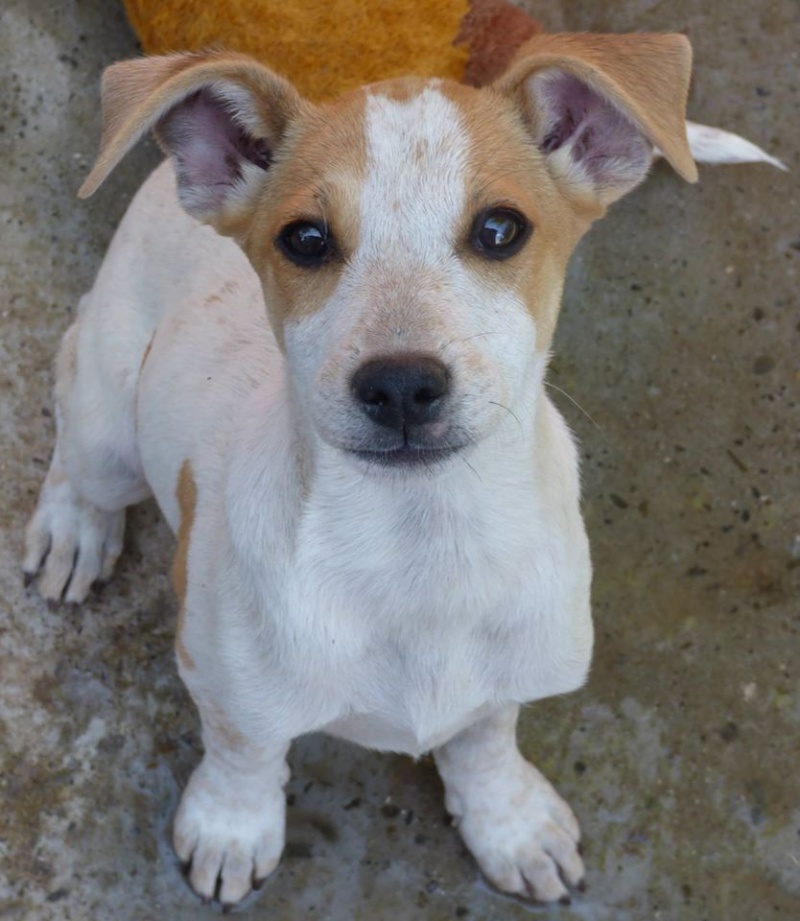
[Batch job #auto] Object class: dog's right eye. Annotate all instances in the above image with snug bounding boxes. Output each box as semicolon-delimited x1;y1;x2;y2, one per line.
276;221;332;267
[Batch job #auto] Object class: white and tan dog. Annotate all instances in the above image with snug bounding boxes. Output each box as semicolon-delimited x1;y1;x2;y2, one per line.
23;33;698;908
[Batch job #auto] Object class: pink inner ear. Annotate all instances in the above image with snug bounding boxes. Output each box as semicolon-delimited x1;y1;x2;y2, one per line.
537;72;650;187
157;89;272;212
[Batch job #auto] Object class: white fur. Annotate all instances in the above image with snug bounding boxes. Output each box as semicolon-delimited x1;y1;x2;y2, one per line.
435;705;584;902
25;89;593;906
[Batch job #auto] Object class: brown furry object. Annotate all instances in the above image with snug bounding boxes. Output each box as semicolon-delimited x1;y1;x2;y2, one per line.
457;0;542;86
123;0;540;99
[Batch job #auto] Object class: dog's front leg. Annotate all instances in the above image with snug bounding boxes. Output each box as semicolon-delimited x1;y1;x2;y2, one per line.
173;702;290;907
434;704;585;904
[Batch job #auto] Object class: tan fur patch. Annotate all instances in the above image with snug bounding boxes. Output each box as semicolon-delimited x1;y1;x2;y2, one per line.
496;33;697;184
171;459;197;671
365;77;435;105
203;280;240;307
243;88;370;338
439;80;588;348
79;52;307;200
204;705;248;753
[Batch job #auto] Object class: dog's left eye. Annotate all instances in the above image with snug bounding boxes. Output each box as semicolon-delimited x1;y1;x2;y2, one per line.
277;221;332;267
471;208;531;260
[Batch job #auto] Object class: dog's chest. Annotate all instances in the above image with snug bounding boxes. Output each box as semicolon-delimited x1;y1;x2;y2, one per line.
269;477;590;754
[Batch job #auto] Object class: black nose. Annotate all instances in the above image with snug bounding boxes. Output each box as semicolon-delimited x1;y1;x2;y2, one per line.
351;356;450;431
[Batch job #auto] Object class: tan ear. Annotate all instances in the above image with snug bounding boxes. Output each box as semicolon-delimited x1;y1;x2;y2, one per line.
494;33;697;206
79;51;308;231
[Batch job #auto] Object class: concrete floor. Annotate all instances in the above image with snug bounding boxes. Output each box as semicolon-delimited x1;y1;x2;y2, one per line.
1;1;798;918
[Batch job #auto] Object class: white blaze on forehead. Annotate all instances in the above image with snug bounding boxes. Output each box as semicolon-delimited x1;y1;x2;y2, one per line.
360;87;469;263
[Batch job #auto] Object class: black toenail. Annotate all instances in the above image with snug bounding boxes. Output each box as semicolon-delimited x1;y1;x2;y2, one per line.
23;572;35;588
213;873;224;903
560;895;572;906
577;878;588;893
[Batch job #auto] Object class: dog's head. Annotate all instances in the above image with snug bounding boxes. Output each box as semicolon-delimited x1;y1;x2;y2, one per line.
81;35;696;470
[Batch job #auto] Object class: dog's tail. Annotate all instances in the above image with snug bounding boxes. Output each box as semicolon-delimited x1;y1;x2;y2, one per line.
656;121;787;171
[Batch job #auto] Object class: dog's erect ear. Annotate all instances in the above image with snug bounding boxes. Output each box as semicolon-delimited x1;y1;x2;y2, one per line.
79;52;307;232
494;33;698;208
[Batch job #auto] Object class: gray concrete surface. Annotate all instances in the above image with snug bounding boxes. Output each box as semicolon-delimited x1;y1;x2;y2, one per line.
1;1;798;918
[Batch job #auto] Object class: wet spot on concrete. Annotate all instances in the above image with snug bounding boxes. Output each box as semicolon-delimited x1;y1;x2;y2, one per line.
45;888;69;903
284;841;313;859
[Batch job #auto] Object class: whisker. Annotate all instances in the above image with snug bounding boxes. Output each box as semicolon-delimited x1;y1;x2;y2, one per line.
443;330;506;349
488;400;523;433
461;456;483;482
544;382;601;430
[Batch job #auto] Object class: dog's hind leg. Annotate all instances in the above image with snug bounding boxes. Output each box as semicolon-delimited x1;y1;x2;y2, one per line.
23;302;151;604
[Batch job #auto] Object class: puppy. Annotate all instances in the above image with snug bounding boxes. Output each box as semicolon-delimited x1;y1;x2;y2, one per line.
23;33;697;907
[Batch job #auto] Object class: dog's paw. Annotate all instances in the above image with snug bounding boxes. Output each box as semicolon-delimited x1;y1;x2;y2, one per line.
174;759;286;906
23;469;125;604
452;760;584;903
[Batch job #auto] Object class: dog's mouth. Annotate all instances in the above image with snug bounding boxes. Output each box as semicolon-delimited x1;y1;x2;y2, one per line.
348;442;464;468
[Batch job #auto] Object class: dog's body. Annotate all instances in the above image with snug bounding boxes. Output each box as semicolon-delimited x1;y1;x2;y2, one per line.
65;158;592;751
24;34;697;907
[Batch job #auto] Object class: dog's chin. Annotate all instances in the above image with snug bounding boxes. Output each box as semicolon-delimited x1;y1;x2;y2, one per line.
345;442;465;471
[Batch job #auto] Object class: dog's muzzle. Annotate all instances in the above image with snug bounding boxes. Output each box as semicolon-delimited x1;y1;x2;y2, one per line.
348;355;462;466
